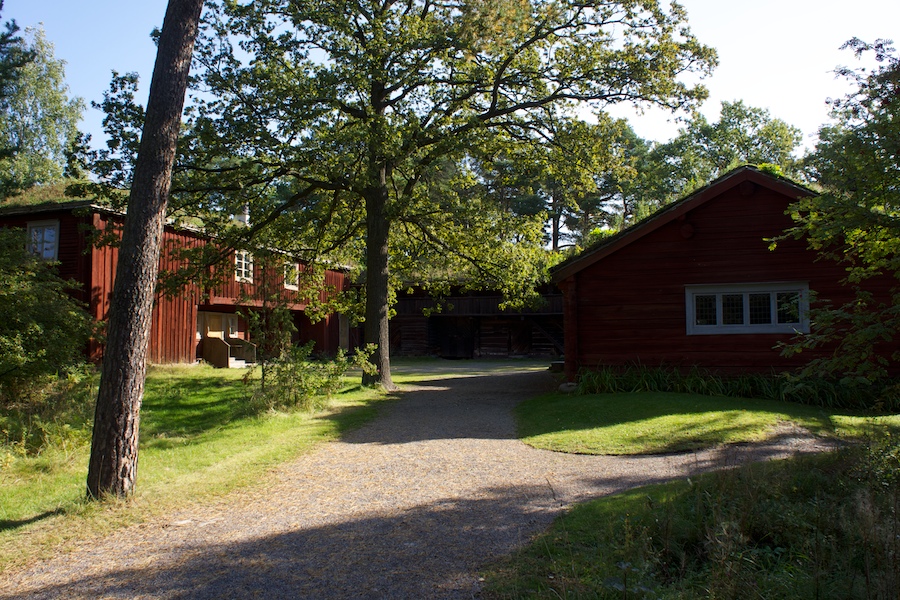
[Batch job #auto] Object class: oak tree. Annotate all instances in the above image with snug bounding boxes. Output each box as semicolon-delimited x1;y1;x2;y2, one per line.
178;0;716;389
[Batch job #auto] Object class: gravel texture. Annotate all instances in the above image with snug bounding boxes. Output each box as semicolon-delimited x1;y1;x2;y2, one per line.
1;363;837;599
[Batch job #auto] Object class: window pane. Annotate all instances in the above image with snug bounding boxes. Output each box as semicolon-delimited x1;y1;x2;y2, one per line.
235;251;253;281
776;292;801;324
749;293;772;324
694;294;717;325
28;224;58;260
284;263;298;287
722;294;744;325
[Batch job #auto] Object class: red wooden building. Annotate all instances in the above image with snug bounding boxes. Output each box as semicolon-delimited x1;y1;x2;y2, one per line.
551;166;891;381
0;200;349;366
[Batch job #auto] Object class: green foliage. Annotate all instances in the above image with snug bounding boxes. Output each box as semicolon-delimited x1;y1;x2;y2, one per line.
0;4;33;159
0;228;92;391
650;100;803;201
482;442;900;599
784;39;900;383
543;101;804;248
65;72;144;206
0;25;83;198
0;364;96;460
576;364;898;411
247;343;377;412
472;116;639;250
120;0;716;384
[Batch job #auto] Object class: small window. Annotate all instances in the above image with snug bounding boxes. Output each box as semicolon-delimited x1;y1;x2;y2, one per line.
235;251;253;283
27;220;59;261
284;262;299;290
685;283;809;335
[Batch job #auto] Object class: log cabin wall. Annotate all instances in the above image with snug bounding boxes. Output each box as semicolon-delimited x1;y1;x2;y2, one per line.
201;249;348;356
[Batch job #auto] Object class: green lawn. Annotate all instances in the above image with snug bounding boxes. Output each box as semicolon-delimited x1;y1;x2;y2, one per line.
488;387;900;598
0;363;394;573
516;390;900;455
481;444;900;599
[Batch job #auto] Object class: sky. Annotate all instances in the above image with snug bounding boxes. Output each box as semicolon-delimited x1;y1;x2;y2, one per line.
4;0;899;153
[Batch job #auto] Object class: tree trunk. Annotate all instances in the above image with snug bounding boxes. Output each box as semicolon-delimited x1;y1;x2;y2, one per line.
550;191;561;251
86;0;204;499
362;177;397;391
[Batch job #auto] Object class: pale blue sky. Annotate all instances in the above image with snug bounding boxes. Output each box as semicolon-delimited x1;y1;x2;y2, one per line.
4;0;899;152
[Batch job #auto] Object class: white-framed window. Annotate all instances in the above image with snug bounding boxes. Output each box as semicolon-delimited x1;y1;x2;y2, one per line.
235;251;253;283
27;220;60;261
685;282;809;335
283;261;299;290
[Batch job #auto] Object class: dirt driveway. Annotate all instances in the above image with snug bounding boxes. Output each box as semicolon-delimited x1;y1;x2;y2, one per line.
1;363;833;599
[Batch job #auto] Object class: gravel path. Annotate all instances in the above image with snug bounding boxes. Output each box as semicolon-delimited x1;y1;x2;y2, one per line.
1;364;836;599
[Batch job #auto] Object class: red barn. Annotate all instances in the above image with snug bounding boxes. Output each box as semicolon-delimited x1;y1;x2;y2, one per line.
0;200;349;366
551;166;891;381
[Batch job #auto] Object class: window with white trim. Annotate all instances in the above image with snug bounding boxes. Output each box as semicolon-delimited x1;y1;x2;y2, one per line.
235;251;253;283
283;262;299;290
685;283;809;335
27;220;60;261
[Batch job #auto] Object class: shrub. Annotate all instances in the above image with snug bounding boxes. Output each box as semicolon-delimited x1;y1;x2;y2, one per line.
247;342;376;412
0;228;92;392
484;437;900;599
0;363;97;458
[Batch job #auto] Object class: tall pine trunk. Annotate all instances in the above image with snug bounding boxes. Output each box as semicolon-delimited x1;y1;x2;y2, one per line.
86;0;204;499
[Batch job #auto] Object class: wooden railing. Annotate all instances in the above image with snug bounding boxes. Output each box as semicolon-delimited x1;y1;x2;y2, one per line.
203;337;257;368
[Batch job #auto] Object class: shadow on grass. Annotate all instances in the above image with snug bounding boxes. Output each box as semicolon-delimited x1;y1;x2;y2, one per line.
140;374;252;439
139;369;407;452
0;509;65;533
1;442;843;600
516;391;843;454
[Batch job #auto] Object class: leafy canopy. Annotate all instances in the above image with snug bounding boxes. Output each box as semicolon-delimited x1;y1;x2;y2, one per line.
650;99;803;200
86;0;716;386
0;25;82;198
785;38;900;385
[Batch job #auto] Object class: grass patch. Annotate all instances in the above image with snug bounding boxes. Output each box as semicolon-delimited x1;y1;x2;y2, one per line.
0;363;394;573
516;391;900;455
481;438;900;599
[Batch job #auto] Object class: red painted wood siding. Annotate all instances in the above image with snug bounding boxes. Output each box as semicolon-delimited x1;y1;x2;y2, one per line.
89;212;203;364
2;206;350;362
565;182;895;374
